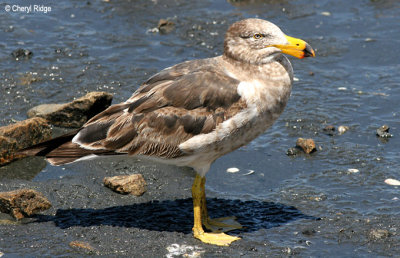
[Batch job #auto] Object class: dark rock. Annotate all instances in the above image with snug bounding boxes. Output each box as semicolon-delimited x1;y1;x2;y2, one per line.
11;48;33;60
0;117;51;165
104;174;147;196
376;125;393;138
286;147;301;156
27;91;113;128
4;25;14;32
302;228;316;236
158;19;175;34
323;125;335;131
323;125;335;136
54;48;64;54
0;189;51;220
296;138;316;154
247;246;257;252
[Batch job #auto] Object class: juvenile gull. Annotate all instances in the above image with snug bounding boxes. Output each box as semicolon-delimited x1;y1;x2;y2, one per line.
19;18;315;246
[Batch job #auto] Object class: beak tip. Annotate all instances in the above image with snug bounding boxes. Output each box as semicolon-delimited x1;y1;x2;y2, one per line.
303;43;315;58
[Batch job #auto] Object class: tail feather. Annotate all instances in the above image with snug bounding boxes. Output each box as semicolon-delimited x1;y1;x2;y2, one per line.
17;130;122;166
17;130;78;157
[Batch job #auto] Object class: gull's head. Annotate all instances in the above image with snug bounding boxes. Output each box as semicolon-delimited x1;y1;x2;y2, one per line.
224;18;315;64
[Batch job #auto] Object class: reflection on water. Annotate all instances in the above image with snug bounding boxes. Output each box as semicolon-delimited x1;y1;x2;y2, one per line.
0;157;46;180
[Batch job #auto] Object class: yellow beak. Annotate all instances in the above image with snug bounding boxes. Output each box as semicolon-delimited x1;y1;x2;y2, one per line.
272;35;315;59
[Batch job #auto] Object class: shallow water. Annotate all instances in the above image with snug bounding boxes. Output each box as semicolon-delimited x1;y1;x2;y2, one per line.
1;0;399;256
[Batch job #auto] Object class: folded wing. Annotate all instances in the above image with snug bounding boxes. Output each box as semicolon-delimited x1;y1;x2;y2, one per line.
20;58;246;165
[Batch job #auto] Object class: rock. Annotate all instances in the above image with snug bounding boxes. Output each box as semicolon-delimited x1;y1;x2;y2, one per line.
0;189;51;219
27;91;113;128
28;103;64;117
368;229;391;240
347;168;359;173
302;228;316;236
323;125;335;136
158;19;175;34
376;125;393;138
337;125;349;135
296;138;316;154
0;117;51;165
0;135;20;165
19;73;41;86
384;178;400;186
286;147;301;156
11;48;33;60
226;167;239;173
103;174;147;196
323;125;335;131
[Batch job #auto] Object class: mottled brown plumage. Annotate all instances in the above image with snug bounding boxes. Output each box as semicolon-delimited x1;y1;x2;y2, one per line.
19;18;315;174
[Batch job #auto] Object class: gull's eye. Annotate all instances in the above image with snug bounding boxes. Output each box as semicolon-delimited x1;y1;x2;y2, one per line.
253;33;264;39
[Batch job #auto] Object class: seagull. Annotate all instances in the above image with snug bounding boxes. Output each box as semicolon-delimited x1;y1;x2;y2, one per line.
19;18;315;246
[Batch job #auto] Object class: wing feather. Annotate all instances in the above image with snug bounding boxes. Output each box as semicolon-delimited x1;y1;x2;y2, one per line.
47;58;247;162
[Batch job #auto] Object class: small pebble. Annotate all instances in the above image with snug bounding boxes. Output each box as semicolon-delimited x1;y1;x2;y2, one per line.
103;174;147;196
11;48;33;60
323;125;335;131
286;147;301;156
158;19;175;34
296;138;316;154
309;196;325;202
4;25;14;32
147;27;159;33
376;125;393;138
226;167;239;173
323;125;335;136
347;168;359;173
302;228;316;236
338;125;349;135
368;229;391;240
384;178;400;186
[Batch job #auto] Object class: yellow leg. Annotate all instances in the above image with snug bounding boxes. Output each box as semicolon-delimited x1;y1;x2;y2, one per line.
199;176;242;233
192;175;240;246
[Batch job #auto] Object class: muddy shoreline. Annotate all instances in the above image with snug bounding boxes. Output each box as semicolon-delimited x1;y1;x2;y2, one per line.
1;0;399;256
